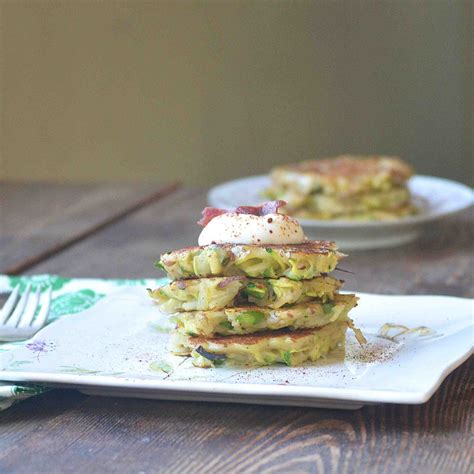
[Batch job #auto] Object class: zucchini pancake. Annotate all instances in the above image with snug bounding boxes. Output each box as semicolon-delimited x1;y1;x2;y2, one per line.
265;155;417;220
150;201;364;368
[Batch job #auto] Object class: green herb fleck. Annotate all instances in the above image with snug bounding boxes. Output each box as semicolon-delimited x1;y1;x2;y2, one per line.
149;361;173;374
152;324;171;334
237;310;265;326
244;282;266;299
322;302;335;315
281;351;292;366
219;321;233;331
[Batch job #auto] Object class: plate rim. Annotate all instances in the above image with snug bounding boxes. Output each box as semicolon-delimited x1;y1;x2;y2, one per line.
1;342;472;406
207;174;473;229
1;291;472;407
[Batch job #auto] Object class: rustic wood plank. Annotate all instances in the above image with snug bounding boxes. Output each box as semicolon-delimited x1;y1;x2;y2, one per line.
1;360;471;473
342;210;474;297
0;181;179;274
1;186;472;473
26;188;474;298
25;187;206;278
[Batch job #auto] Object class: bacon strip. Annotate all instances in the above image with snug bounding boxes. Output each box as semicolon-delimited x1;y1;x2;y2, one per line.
197;200;287;226
197;207;228;226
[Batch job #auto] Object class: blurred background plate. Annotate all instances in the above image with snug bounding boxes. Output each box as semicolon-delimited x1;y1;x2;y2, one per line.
207;175;473;251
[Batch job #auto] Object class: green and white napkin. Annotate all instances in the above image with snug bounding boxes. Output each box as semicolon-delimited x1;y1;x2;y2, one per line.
0;274;166;411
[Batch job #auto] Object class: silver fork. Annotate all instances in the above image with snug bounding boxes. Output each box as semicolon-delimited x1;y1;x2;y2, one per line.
0;285;52;342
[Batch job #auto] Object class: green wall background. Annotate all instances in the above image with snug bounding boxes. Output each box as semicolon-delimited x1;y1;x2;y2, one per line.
1;1;472;186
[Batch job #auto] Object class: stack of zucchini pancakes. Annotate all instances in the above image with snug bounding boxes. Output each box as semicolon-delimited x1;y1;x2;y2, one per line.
265;154;416;220
149;202;364;368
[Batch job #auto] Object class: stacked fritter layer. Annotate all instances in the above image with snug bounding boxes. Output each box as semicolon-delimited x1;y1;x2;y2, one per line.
150;241;359;367
265;155;417;220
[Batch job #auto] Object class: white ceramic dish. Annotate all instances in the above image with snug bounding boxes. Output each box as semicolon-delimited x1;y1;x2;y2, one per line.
1;288;472;410
207;175;473;250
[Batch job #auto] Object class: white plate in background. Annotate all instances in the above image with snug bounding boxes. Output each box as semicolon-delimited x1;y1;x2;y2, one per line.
207;175;473;250
1;288;472;410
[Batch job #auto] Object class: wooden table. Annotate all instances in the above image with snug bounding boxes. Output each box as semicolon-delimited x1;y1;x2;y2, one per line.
1;181;472;473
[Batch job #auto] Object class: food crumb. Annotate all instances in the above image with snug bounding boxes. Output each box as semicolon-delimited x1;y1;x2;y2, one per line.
346;341;397;364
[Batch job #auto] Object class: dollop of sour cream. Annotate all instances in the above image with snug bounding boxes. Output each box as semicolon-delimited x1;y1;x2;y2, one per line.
198;213;306;246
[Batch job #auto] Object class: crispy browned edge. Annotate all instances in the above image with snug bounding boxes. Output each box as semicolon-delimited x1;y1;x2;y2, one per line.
188;320;349;347
273;155;413;181
161;240;340;259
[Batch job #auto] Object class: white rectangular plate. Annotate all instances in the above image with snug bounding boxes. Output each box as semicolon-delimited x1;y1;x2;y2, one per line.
0;288;472;409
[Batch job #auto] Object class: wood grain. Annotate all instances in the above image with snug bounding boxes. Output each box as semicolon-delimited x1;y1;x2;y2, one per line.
1;360;471;473
342;210;474;297
0;185;472;473
25;187;207;278
27;188;474;298
0;181;178;274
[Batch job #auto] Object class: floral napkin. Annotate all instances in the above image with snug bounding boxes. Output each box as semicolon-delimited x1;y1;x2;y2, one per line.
0;274;166;411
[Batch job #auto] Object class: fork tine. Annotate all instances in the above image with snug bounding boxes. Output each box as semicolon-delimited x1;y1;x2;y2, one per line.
17;286;41;328
32;286;52;330
5;284;31;327
0;285;20;324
